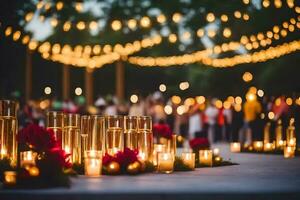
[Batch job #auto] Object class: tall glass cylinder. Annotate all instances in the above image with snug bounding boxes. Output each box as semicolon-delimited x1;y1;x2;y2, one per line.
0;100;18;166
166;135;177;159
106;116;124;154
87;116;106;154
137;116;153;161
46;111;63;148
124;116;138;150
63;114;81;164
275;120;283;149
81;116;89;158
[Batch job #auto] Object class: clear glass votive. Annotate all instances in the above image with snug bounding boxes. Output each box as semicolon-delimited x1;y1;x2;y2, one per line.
230;142;241;152
20;151;37;168
4;171;17;185
153;144;166;166
181;152;195;169
84;150;102;177
199;150;213;167
157;152;174;174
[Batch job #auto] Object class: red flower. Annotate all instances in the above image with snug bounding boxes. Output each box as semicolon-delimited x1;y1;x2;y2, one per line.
153;123;172;139
189;138;210;150
102;153;117;166
45;147;72;169
18;124;58;152
102;148;139;168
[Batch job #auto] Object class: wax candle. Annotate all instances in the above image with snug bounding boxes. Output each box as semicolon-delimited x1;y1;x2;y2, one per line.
230;142;241;153
107;147;120;156
4;171;17;185
199;150;213;167
153;144;166;166
20;151;36;167
0;147;7;159
263;143;274;152
213;148;220;156
84;151;102;177
287;138;296;148
138;151;148;162
284;146;295;158
181;152;195;169
277;140;286;150
253;141;263;151
157;152;174;173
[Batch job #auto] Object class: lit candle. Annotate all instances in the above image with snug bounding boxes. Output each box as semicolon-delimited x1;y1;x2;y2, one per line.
20;151;36;167
153;144;166;166
107;147;120;156
284;146;295;158
213;148;220;156
181;152;195;169
0;147;7;159
277;140;286;150
230;142;241;153
84;150;102;177
64;145;71;154
199;150;213;167
263;143;274;152
138;151;147;162
157;152;174;173
253;141;263;151
287;138;296;148
4;171;17;185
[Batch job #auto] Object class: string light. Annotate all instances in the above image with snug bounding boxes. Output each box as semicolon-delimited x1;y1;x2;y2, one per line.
111;20;122;31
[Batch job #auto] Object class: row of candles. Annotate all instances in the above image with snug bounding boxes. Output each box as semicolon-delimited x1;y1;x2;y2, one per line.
230;118;297;158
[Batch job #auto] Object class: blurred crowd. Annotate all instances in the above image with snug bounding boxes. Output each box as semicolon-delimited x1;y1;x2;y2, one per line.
17;88;300;145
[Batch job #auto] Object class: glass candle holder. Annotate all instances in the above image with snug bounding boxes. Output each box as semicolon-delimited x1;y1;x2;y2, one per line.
253;141;264;151
20;151;37;168
199;150;213;167
124;116;138;150
230;142;241;152
213;148;220;156
106;116;124;152
80;115;89;158
275;120;283;149
284;146;295;158
137;116;153;161
157;152;174;173
46;111;63;147
181;152;195;169
153;144;166;166
4;171;17;185
263;143;274;152
0;100;18;166
107;147;121;156
87;116;106;154
63;113;81;164
84;150;102;177
166;135;177;159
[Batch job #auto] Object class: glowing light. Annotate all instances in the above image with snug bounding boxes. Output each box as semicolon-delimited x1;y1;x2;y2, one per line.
25;12;34;22
168;34;177;43
63;21;71;31
89;21;98;30
242;72;253;82
184;98;195;107
130;94;138;103
172;13;182;23
206;13;215;22
215;100;223;109
286;97;293;105
268;112;275;120
56;2;64;10
164;105;173;115
128;19;137;29
246;93;256;101
111;20;122;31
171;96;181;105
223;28;232;38
196;96;205;104
235;96;242;104
197;29;205;37
221;15;228;22
12;31;21;41
76;21;86;30
140;16;151;28
179;82;189;90
159;84;167;92
177;105;187;115
157;14;166;24
75;87;83;96
257;89;264;97
234;11;242;18
44;86;52;95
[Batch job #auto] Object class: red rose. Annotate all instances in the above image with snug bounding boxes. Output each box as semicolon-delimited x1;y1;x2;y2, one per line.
189;138;210;150
18;124;58;152
153;123;172;139
46;147;72;169
103;148;139;168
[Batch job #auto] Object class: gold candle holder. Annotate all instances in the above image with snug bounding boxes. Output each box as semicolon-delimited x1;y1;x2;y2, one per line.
124;116;138;150
284;146;295;158
20;151;37;168
106;116;124;152
137;116;153;162
253;141;264;151
4;171;17;185
46;111;63;147
0;100;18;166
230;142;241;152
153;144;166;166
157;152;174;173
199;150;213;167
63;113;81;164
263;143;274;152
87;116;106;154
181;152;195;169
84;150;102;177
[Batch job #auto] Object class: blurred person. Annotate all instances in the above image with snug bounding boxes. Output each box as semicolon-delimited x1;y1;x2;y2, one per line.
104;99;117;115
242;93;262;145
95;96;106;115
204;99;219;144
272;96;289;130
231;104;243;142
223;104;233;141
129;97;145;116
117;100;129;115
188;104;203;140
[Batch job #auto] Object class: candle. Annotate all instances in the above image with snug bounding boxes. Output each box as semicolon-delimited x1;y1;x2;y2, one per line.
138;151;148;162
199;150;213;167
277;140;286;150
153;144;166;166
253;141;263;151
263;143;274;152
287;138;296;148
84;151;102;177
230;142;241;153
157;152;174;173
20;151;36;168
107;147;120;156
181;152;195;169
4;171;17;185
213;148;220;156
284;146;295;158
0;147;7;159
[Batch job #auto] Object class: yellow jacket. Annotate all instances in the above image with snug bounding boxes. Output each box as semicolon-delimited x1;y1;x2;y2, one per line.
243;100;262;122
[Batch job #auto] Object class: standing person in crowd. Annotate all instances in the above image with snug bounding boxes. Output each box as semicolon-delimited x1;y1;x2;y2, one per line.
242;92;262;145
223;103;233;141
129;96;145;116
272;96;289;131
205;99;219;144
188;103;203;140
104;98;117;116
